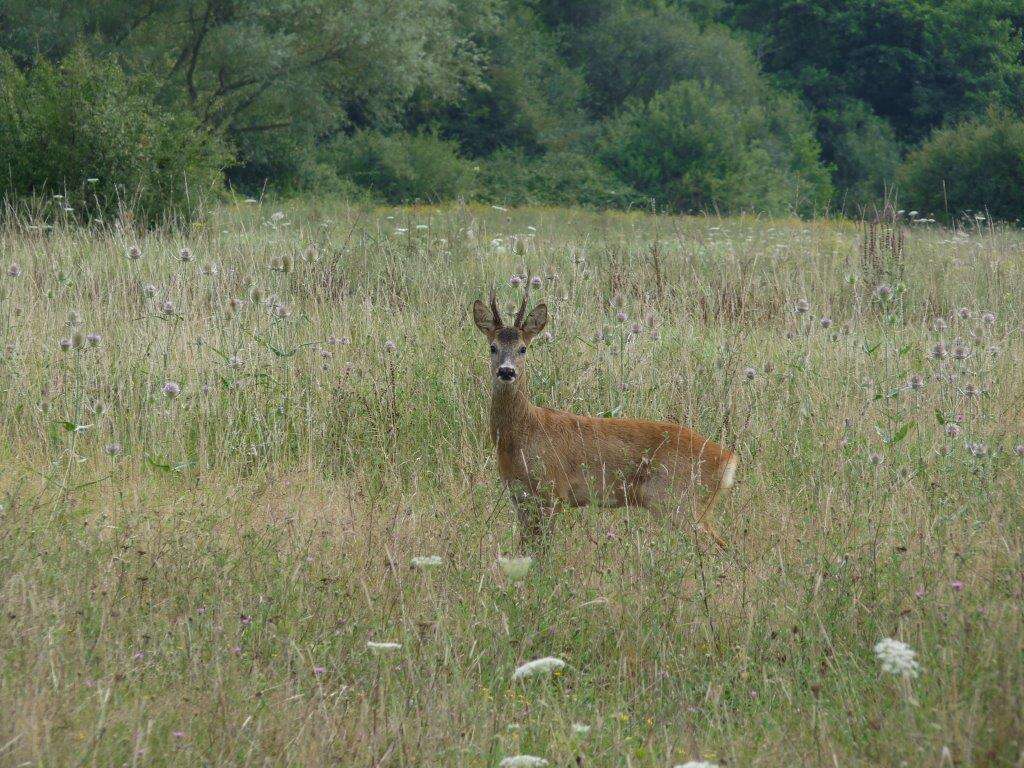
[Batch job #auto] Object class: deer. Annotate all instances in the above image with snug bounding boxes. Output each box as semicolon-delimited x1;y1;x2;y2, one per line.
472;286;737;549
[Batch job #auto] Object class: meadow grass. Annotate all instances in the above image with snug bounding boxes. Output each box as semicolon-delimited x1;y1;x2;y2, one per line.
0;202;1022;766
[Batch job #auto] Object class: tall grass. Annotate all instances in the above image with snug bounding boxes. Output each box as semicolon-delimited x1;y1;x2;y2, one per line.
0;202;1021;766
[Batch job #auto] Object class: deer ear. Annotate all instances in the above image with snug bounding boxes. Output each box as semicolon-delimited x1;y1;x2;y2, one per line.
472;300;498;337
521;303;548;341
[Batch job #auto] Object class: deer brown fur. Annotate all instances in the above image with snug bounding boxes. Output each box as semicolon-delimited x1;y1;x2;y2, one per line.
473;287;737;548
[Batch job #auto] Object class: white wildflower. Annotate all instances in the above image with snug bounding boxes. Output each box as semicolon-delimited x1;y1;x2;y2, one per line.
366;641;401;652
571;723;591;736
512;656;566;680
874;638;921;678
497;556;533;581
674;762;719;768
499;756;547;768
411;555;443;569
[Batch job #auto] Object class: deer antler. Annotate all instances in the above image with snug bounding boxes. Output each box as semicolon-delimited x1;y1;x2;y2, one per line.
513;272;531;328
489;285;503;329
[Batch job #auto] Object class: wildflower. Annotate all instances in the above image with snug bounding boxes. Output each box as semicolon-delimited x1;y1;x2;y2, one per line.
172;731;186;739
743;366;756;381
270;211;286;222
610;293;625;309
411;555;443;569
967;442;987;458
497;556;533;581
674;762;719;768
944;424;961;439
869;452;884;466
530;275;542;289
366;641;401;652
930;342;947;361
160;299;176;315
272;303;291;319
499;757;548;768
509;275;523;288
629;322;642;335
228;355;243;369
963;384;980;398
874;283;893;300
950;580;964;592
86;332;101;347
127;245;142;261
874;638;921;678
539;331;553;343
71;331;85;349
7;263;21;277
981;312;996;325
142;283;157;299
819;316;832;329
249;286;265;305
179;248;193;263
951;343;970;361
932;317;947;332
383;340;397;353
313;666;326;676
908;374;924;391
615;311;627;324
794;298;810;314
202;263;218;277
228;297;244;313
1014;444;1024;457
957;307;971;320
162;381;181;399
512;656;566;680
571;723;591;736
59;338;72;351
914;586;926;598
104;442;123;456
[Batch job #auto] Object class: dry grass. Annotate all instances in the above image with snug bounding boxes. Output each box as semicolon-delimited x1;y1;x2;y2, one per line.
0;202;1022;766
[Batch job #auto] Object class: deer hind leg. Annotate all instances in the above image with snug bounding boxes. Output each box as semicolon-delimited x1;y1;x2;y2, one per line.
643;476;727;550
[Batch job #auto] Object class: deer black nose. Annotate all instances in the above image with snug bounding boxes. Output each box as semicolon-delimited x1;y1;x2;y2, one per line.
497;366;517;381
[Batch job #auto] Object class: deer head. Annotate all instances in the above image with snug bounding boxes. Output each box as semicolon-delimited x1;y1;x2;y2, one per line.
472;285;547;386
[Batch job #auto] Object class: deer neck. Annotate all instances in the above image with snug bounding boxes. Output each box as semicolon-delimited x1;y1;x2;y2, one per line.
490;375;534;447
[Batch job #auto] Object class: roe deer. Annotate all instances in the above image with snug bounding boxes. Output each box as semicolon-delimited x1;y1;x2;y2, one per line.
472;287;737;549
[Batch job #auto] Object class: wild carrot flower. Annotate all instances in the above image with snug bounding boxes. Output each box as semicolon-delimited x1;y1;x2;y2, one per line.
366;641;401;652
499;756;548;768
411;555;443;569
572;723;591;736
512;656;566;680
498;556;533;581
674;762;719;768
874;638;920;678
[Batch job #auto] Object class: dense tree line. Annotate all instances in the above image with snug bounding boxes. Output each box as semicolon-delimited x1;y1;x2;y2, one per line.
1;0;1022;222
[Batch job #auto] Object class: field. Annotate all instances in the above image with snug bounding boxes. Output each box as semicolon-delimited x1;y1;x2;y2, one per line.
0;202;1022;767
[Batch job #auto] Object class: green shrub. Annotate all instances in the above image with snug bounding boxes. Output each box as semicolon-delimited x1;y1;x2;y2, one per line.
819;100;903;212
600;81;831;215
325;131;474;203
478;149;643;209
0;49;229;225
898;112;1024;224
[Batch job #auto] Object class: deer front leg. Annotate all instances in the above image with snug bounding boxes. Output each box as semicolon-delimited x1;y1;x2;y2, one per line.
508;482;557;550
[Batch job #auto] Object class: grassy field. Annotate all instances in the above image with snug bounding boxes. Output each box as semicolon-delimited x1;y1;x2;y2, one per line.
0;202;1022;767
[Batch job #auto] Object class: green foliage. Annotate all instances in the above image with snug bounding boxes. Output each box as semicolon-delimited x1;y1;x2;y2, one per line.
573;5;761;118
478;149;644;208
600;81;831;214
898;111;1024;224
426;7;590;157
821;99;903;212
0;49;228;224
325;131;474;203
723;0;1024;143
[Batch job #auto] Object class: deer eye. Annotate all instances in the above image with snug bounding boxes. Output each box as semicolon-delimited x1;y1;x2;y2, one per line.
519;346;527;354
489;344;497;355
